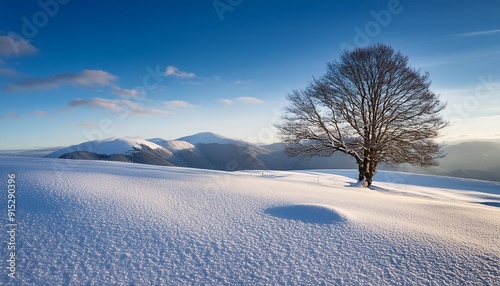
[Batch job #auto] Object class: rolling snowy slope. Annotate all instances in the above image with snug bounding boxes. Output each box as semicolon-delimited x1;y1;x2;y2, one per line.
0;156;499;285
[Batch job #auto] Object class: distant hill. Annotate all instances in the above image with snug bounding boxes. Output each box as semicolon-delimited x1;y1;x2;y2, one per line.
3;132;498;182
437;141;500;181
47;138;168;158
177;132;243;145
41;133;357;172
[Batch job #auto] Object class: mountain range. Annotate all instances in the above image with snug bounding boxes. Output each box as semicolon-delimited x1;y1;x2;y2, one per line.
3;132;500;182
42;132;358;171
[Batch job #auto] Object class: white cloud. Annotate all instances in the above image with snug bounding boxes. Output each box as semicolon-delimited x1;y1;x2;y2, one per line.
67;97;171;116
0;34;38;57
112;86;144;98
34;110;47;117
165;66;196;79
234;79;251;85
236;97;264;104
458;29;500;37
219;97;264;106
68;97;122;112
219;98;234;106
74;70;117;86
0;53;26;78
2;69;147;102
3;97;182;119
164;100;196;109
0;67;24;78
4;69;117;92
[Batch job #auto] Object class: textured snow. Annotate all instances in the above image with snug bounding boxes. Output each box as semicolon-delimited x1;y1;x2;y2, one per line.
47;138;165;158
1;156;499;285
177;132;241;145
152;139;196;152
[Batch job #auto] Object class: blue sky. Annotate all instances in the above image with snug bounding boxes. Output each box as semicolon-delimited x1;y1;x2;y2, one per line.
1;0;499;149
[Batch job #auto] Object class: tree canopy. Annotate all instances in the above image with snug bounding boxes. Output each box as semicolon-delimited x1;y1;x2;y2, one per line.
277;43;447;187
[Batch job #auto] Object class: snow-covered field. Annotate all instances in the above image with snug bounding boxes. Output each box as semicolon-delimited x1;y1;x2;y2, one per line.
1;156;499;285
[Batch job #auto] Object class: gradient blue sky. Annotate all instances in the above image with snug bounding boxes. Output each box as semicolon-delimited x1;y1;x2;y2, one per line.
1;0;499;149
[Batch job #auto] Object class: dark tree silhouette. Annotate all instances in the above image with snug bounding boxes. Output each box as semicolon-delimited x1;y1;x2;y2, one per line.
276;44;447;187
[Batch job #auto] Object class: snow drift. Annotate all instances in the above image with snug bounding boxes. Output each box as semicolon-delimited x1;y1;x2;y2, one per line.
0;156;499;285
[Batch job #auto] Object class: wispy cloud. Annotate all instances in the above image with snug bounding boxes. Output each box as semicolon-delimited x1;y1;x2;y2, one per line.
165;66;196;79
0;34;38;57
112;86;144;98
164;100;196;109
4;69;117;92
34;110;47;117
0;58;26;79
220;98;234;106
0;67;24;78
67;97;172;116
77;122;98;128
67;97;196;116
68;97;122;112
6;112;21;119
220;97;264;106
234;79;252;85
457;29;500;37
236;97;264;104
413;45;500;68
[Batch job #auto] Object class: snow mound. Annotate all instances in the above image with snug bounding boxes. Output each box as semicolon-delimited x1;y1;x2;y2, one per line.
177;132;241;145
265;204;346;224
1;157;499;285
47;137;164;157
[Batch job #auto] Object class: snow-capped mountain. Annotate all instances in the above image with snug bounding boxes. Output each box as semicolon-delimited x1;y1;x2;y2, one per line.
177;132;243;145
45;138;175;166
149;139;196;152
22;132;500;182
46;133;271;171
47;137;166;158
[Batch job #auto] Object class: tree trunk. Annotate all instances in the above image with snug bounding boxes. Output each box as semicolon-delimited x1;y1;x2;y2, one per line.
357;150;377;187
357;159;365;181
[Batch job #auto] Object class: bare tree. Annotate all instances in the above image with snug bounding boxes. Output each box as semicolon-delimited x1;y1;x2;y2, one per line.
276;44;447;187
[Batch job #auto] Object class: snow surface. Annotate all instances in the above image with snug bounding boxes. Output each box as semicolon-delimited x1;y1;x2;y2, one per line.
151;139;196;152
46;138;165;158
1;156;499;285
177;132;242;145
